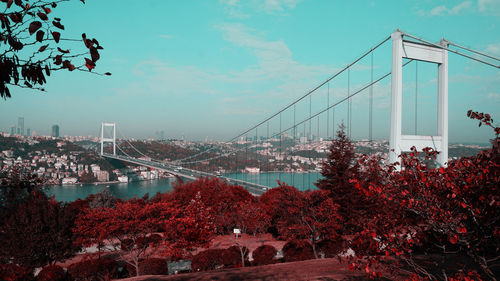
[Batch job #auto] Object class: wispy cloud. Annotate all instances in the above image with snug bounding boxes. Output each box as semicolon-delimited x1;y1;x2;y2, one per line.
159;34;174;39
417;1;472;16
486;42;500;55
488;93;500;100
219;0;302;18
478;0;500;15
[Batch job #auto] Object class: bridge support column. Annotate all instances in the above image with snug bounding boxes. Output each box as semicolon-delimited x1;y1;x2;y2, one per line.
389;30;448;170
100;122;116;156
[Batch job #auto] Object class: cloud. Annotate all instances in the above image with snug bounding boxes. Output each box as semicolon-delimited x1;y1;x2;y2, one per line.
159;34;174;39
258;0;302;13
418;1;472;16
219;0;302;18
478;0;500;14
486;43;500;55
488;93;500;100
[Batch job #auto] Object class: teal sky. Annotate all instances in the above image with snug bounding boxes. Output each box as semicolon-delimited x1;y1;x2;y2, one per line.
1;0;499;143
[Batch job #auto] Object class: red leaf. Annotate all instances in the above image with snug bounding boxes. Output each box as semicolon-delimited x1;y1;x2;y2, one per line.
54;55;62;65
45;65;50;76
36;30;44;42
38;44;49;52
51;2;57;8
52;20;64;30
37;12;48;21
29;21;42;35
457;227;467;234
90;46;100;62
57;47;70;54
449;235;458;244
52;31;60;43
7;0;13;9
85;58;95;71
43;7;52;14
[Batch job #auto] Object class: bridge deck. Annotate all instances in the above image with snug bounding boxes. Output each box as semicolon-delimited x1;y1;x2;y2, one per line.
102;153;269;196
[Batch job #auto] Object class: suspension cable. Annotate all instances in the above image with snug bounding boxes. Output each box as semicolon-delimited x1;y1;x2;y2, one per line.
448;41;500;62
173;34;392;163
401;31;500;69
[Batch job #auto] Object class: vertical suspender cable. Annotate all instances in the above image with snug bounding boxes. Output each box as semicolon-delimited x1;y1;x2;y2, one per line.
279;112;282;182
415;61;418;135
369;52;373;142
348;68;351;138
267;121;270;187
327;83;330;140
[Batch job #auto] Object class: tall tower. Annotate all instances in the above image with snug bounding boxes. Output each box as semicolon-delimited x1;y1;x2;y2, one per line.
52;125;60;137
100;122;116;155
389;30;448;169
17;117;24;136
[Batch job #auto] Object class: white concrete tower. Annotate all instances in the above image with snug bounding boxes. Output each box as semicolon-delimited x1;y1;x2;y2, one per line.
389;30;448;169
100;122;116;155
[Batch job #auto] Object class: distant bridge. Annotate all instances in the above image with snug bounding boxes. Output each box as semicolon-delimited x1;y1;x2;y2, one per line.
102;153;270;196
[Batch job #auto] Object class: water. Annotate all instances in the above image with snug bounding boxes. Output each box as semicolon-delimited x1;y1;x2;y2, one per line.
46;172;322;202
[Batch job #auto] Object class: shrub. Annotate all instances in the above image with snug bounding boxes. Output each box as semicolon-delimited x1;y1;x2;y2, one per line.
37;265;71;281
0;263;34;281
318;239;344;258
191;249;225;272
139;258;169;275
252;245;277;265
222;246;248;267
67;258;118;281
282;240;314;262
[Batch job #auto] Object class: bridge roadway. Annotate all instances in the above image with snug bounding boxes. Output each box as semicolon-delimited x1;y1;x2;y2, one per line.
101;153;269;196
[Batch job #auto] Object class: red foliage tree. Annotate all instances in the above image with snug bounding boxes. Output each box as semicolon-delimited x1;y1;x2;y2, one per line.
345;111;500;280
252;245;277;265
282;240;314;262
170;177;255;234
37;265;71;281
0;191;79;269
260;184;341;258
191;249;226;272
0;263;34;281
67;257;118;281
73;199;171;276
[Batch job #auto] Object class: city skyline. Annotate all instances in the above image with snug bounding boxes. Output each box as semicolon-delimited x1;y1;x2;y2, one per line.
0;0;499;142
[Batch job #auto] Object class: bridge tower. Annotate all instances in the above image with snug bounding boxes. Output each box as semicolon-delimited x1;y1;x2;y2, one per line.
100;122;116;156
389;30;448;169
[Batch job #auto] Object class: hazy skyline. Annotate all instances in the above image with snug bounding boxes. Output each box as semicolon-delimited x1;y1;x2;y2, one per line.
1;0;499;143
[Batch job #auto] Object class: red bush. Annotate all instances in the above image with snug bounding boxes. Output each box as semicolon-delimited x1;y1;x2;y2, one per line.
222;246;248;267
37;265;70;281
252;245;277;265
318;239;344;258
191;249;225;272
0;263;33;281
139;258;168;275
282;240;314;262
67;258;118;281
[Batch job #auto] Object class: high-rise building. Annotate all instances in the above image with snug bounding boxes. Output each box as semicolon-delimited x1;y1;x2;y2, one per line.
10;126;15;136
17;117;24;136
26;128;31;137
51;125;60;138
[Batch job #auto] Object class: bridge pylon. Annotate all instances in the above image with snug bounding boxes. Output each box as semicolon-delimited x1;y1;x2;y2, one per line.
389;30;448;170
100;122;116;156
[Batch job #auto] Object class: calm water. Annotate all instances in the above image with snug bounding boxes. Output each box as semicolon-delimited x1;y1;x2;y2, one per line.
46;172;322;202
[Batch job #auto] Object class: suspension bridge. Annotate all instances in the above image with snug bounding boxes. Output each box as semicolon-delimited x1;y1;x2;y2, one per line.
99;29;499;195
